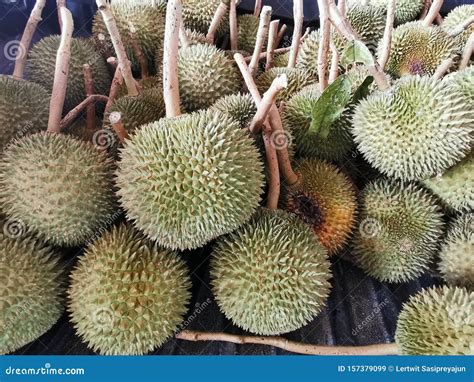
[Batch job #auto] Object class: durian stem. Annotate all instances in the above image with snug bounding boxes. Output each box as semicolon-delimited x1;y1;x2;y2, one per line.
176;331;400;355
56;0;65;32
460;32;474;70
179;23;190;48
47;6;73;134
317;0;331;91
249;6;272;77
287;0;304;68
104;63;124;117
206;2;228;44
107;56;118;71
263;122;281;210
449;16;474;37
265;20;280;71
254;0;262;17
163;0;183;117
128;28;149;79
12;0;46;79
420;0;432;20
96;0;139;97
229;0;238;51
301;27;311;41
432;57;455;79
249;74;288;133
435;13;443;25
275;24;288;48
245;47;291;63
337;0;346;16
82;64;96;135
378;0;396;70
329;41;340;83
109;112;129;143
59;95;108;131
422;0;444;27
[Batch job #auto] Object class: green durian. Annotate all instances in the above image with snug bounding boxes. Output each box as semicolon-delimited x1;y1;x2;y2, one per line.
27;36;111;111
211;208;331;336
116;110;265;251
182;0;228;35
296;30;322;76
438;214;473;289
0;133;117;247
0;230;64;354
178;44;242;111
210;93;256;129
68;224;191;355
237;14;261;53
353;75;473;181
442;5;474;51
273;51;290;68
0;75;49;150
381;22;457;77
395;286;473;355
348;0;424;25
352;179;444;283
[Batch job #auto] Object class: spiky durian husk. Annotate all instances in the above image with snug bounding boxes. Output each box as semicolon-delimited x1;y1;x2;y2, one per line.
116;110;264;251
438;214;474;289
352;179;444;283
395;286;473;355
353;76;473;181
381;22;457;77
446;65;474;103
68;224;191;355
0;133;117;247
0;231;64;354
285;159;357;254
27;36;111;111
211;208;331;336
296;30;323;76
349;0;424;25
210;93;256;129
256;67;316;105
92;2;165;70
442;5;474;51
178;44;242;111
237;14;261;53
273;51;290;68
0;76;49;150
182;0;228;35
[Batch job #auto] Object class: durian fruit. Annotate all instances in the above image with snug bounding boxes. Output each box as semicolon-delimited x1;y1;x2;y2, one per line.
211;208;332;336
256;67;316;105
27;36;111;111
273;51;290;68
68;224;191;355
381;22;457;77
352;179;444;283
178;44;242;111
210;93;256;129
423;153;473;212
395;286;473;355
296;30;322;76
438;214;473;289
0;133;117;247
0;75;49;150
349;0;424;25
0;230;64;354
237;14;261;54
352;75;473;181
285;159;357;254
442;5;474;50
92;2;165;70
116;110;264;251
182;0;228;35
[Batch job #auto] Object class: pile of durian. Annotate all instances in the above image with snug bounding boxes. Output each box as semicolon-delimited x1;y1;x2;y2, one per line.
0;0;473;356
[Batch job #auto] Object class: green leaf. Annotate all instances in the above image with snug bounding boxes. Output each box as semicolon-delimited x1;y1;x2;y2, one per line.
340;40;374;67
352;75;374;103
309;74;353;140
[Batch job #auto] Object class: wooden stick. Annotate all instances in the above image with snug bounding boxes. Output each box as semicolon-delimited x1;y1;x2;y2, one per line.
245;47;291;63
56;0;65;31
378;0;396;70
337;0;346;16
229;0;238;51
13;0;46;79
104;64;123;117
435;13;443;25
275;24;288;48
254;0;262;17
109;111;129;143
47;6;73;134
176;331;400;356
262;122;280;210
82;64;96;134
163;0;182;117
420;0;432;20
448;16;474;37
206;2;228;44
60;95;108;131
265;20;280;71
432;57;455;79
329;41;340;83
128;27;149;79
248;6;272;77
107;56;118;71
96;0;138;97
287;0;304;68
249;74;287;133
317;0;331;91
423;0;444;27
460;32;474;70
301;27;311;41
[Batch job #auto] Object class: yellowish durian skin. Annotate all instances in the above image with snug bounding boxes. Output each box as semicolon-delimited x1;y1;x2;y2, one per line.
442;5;474;51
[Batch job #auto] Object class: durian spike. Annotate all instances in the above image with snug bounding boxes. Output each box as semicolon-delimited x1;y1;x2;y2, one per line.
338;0;346;16
206;1;228;44
423;0;444;26
378;0;396;70
275;24;287;47
176;331;400;355
82;64;96;135
254;0;262;17
460;32;474;69
262;122;280;210
329;40;340;83
163;0;182;117
109;111;129;143
249;6;272;77
12;0;46;79
59;95;108;131
229;0;238;51
96;0;138;97
47;6;73;134
56;0;65;31
265;20;280;71
448;16;474;37
128;27;149;79
317;0;331;90
287;0;303;68
432;57;456;79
